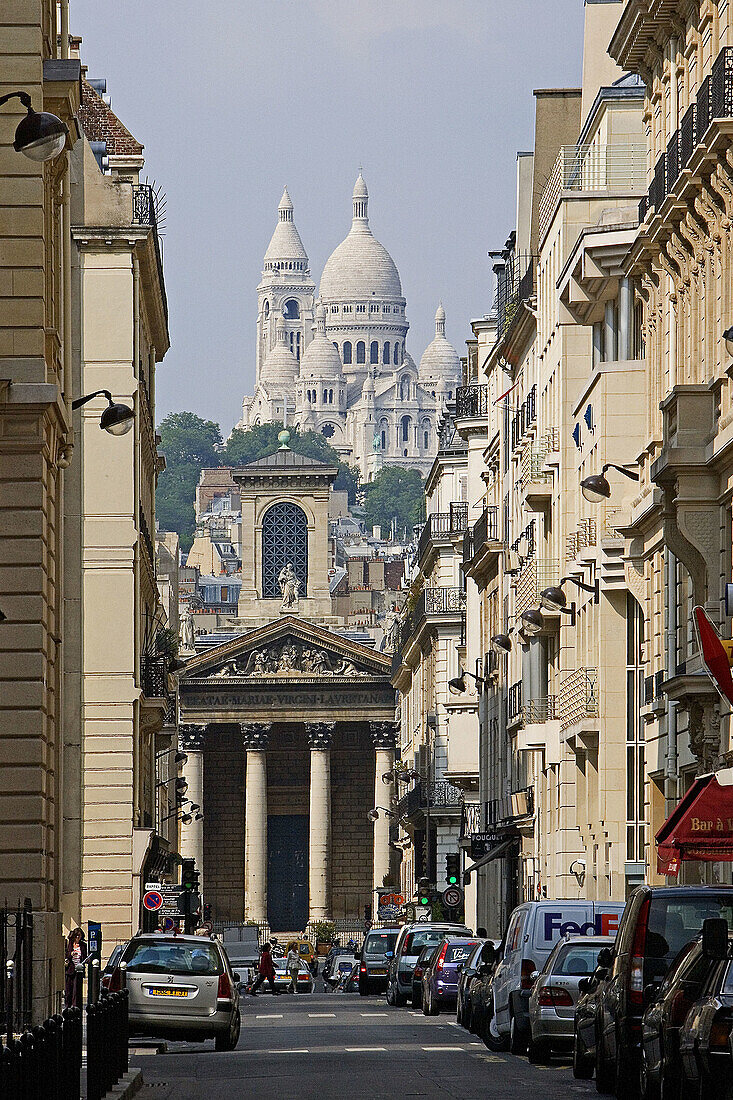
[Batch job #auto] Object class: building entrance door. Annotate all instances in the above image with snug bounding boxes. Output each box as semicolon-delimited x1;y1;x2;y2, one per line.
267;815;309;931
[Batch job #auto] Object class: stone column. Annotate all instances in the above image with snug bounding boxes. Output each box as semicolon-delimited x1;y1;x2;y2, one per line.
242;723;271;922
306;722;334;921
371;722;397;898
179;725;206;887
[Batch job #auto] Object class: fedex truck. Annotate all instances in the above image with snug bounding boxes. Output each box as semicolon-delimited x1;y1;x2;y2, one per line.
488;899;626;1053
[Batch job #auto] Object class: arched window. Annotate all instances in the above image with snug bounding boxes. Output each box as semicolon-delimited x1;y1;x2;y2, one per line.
263;300;270;319
383;342;390;365
370;340;379;364
381;430;386;450
283;298;300;319
296;332;301;359
424;430;429;449
329;389;334;404
401;415;411;443
343;341;352;364
261;502;308;598
321;423;335;438
394;343;401;366
356;341;366;364
323;389;328;404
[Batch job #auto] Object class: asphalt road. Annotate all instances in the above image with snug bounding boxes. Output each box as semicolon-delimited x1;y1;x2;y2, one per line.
132;989;597;1100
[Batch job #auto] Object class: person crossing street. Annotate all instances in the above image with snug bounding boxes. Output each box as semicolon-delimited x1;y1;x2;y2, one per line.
286;944;300;993
249;941;280;996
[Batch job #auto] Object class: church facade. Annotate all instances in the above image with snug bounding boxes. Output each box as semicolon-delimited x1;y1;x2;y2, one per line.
237;175;462;479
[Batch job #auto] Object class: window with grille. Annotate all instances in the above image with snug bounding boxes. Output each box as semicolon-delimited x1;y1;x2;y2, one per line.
261;502;308;598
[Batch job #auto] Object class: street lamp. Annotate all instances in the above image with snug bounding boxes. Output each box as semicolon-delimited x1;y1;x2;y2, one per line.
540;576;598;612
491;633;512;653
580;462;639;503
71;390;134;436
448;659;488;695
0;91;68;162
367;806;398;822
520;608;544;637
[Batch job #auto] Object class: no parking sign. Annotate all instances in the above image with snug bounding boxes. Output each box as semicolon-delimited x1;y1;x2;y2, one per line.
143;890;163;912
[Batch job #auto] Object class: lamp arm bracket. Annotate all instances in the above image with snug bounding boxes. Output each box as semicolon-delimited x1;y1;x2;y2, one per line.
0;91;32;111
71;389;112;411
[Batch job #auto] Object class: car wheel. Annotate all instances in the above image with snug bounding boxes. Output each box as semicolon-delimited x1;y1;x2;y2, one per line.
422;990;431;1016
214;1009;240;1052
394;987;408;1007
509;1011;528;1055
482;1000;509;1052
528;1031;551;1066
573;1029;594;1080
595;1027;615;1095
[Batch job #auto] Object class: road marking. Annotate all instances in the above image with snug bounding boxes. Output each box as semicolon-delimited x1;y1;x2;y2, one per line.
270;1049;309;1054
256;1014;283;1019
410;1012;423;1017
308;1013;336;1018
360;1013;388;1017
422;1046;466;1051
344;1046;386;1052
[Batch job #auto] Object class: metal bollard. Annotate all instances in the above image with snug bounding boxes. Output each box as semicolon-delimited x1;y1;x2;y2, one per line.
86;1002;99;1100
5;959;14;1043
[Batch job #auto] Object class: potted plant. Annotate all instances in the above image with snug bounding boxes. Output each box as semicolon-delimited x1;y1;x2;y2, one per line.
312;921;336;955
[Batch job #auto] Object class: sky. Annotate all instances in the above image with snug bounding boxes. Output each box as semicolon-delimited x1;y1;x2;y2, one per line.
72;0;585;434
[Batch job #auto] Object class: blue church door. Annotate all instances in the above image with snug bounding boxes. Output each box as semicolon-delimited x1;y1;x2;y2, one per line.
267;815;309;931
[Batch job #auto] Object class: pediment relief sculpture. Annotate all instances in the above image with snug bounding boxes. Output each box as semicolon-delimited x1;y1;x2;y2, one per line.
203;638;372;679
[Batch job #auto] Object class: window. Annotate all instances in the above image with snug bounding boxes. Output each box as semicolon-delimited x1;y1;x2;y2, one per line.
356;304;366;314
323;389;328;403
401;415;411;443
329;389;334;404
283;299;300;319
394;343;401;366
263;300;270;319
331;305;339;314
381;430;386;449
383;342;390;365
343;341;352;364
356;341;366;364
370;303;379;313
423;431;429;449
321;424;335;438
261;502;308;598
342;304;352;314
370;341;379;364
220;586;229;602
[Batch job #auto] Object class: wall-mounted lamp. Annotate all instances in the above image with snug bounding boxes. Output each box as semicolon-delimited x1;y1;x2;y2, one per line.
0;91;68;161
491;633;512;653
580;462;639;504
448;658;488;695
520;608;544;638
540;576;598;614
570;858;586;887
71;389;134;436
367;806;400;822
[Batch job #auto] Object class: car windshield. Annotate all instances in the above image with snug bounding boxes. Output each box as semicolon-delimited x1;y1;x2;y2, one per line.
445;943;479;963
645;896;733;982
365;932;398;956
552;944;605;977
404;930;454;955
299;944;311;956
124;941;222;976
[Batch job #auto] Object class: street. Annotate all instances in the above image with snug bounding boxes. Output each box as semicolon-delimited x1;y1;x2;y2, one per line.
132;990;593;1100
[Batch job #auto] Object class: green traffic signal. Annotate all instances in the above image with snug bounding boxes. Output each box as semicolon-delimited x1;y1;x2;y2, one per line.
445;853;460;887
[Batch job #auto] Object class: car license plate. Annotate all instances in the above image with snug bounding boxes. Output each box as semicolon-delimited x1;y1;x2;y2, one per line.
371;969;387;975
148;988;188;997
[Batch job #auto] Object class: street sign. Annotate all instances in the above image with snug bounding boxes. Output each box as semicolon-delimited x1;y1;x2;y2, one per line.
162;917;177;932
693;606;733;706
470;832;506;860
442;885;463;908
143;890;163;912
402;903;416;922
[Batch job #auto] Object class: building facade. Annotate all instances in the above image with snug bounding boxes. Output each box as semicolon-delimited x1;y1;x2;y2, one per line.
238;176;461;479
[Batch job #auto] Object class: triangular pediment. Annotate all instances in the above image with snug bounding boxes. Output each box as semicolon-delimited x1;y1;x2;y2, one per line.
180;616;391;682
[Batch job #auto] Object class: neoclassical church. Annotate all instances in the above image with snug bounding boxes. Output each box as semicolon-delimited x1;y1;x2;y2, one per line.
237;174;462;478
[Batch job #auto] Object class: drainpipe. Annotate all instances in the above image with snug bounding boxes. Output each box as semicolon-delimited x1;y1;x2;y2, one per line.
604;300;617;363
60;0;69;58
665;549;678;814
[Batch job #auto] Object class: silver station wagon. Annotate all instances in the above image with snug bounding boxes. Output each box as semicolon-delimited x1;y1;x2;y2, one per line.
111;934;241;1050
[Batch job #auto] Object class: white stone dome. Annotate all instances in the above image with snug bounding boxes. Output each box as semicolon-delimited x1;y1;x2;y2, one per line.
261;314;299;385
419;303;461;382
264;186;308;265
319;174;402;300
300;305;345;380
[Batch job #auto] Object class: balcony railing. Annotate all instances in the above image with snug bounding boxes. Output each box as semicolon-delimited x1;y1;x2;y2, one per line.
456;384;489;419
495;252;536;338
398;779;464;819
559;668;599;731
538;143;647;240
460;801;482;840
415;587;467;621
131;183;168;323
141;654;168;700
508;681;523;723
521;696;557;724
511;384;538;451
486;786;535;826
473;505;499;550
515;558;560;617
417;504;469;561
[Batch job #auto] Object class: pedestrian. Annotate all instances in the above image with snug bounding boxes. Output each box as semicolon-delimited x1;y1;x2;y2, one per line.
476;927;488;939
286;944;300;993
249;942;280;996
64;927;87;1008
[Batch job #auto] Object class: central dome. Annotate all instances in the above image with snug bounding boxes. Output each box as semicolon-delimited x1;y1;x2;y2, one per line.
319;174;402;300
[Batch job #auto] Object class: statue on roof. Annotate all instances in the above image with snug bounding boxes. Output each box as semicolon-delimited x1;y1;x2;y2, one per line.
278;561;300;610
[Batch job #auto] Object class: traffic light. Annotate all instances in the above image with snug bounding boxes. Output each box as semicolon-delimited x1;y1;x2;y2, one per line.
203;903;212;921
181;859;201;932
181;858;198;892
417;877;432;906
446;853;460;886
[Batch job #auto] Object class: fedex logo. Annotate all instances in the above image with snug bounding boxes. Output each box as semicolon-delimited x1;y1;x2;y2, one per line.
543;911;619;940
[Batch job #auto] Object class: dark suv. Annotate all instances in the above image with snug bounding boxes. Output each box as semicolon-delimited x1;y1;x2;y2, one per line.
594;885;733;1097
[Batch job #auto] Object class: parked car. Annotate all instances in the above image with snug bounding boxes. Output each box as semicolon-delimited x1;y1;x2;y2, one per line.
272;957;315;993
101;944;125;992
411;946;438;1009
359;928;399;995
421;937;480;1016
573;946;614;1080
594;885;733;1096
527;934;615;1064
457;941;496;1031
677;919;733;1100
337;962;361;993
326;954;359;990
484;899;625;1054
110;933;241;1049
323;946;358;987
386;921;471;1007
221;928;261;989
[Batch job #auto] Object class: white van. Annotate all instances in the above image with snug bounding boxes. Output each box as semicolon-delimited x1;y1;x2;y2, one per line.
488;899;625;1053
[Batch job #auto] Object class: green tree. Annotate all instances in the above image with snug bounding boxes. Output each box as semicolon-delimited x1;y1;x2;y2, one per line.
362;467;426;536
156;412;223;551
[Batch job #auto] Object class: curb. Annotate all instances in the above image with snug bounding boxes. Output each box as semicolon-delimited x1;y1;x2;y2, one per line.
101;1068;144;1100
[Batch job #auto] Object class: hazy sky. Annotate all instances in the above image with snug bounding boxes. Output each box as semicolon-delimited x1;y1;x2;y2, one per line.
72;1;585;433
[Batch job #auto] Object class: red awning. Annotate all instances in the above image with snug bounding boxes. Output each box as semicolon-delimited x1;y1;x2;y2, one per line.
656;768;733;876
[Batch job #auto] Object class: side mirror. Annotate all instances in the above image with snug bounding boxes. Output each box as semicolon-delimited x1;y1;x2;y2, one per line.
529;970;540;984
597;947;613;969
643;981;661;1006
456;963;464;973
578;977;591;995
702;918;729;960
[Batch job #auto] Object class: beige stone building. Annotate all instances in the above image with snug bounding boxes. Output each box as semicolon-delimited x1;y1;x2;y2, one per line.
0;2;80;1018
65;76;172;944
